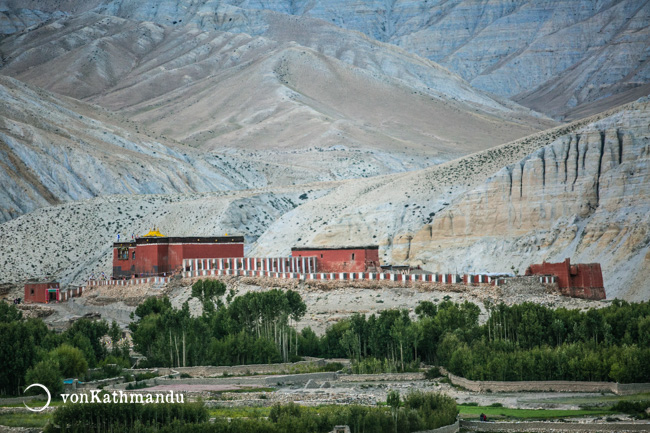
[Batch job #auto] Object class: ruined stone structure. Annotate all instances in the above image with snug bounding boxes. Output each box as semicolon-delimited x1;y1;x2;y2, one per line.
525;258;605;300
112;229;244;278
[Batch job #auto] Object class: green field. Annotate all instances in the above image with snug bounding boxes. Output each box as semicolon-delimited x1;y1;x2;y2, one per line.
458;404;615;420
526;392;650;406
0;412;52;428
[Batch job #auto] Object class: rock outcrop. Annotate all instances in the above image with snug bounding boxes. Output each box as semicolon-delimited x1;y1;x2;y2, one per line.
408;98;650;300
250;99;649;300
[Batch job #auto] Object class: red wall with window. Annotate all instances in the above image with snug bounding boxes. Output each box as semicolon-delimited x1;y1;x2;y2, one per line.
24;282;59;303
291;246;380;273
112;237;244;278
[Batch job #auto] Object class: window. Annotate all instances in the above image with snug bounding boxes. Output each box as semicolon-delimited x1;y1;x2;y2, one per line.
321;254;323;258
351;253;355;260
118;247;129;260
132;251;136;260
30;289;34;295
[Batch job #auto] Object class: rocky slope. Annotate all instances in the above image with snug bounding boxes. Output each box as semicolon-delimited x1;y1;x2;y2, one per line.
6;0;647;119
0;11;553;163
0;4;65;34
0;75;337;222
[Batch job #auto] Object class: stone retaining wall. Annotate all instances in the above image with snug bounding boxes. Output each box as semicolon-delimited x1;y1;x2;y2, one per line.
156;360;328;377
460;420;650;432
339;373;424;382
264;372;338;385
415;420;459;433
441;368;650;395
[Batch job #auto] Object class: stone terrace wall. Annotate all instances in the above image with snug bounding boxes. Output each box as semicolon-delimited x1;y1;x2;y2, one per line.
339;373;424;382
156;359;329;378
441;368;650;395
264;372;338;385
415;420;459;433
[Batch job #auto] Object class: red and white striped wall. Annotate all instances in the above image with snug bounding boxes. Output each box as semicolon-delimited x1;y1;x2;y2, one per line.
181;258;504;287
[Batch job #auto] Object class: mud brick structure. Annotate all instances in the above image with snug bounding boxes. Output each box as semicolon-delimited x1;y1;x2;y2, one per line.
291;246;380;273
525;258;605;300
24;280;60;303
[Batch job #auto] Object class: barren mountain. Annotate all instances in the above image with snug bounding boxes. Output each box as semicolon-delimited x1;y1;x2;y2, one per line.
6;0;647;119
230;0;650;120
1;99;646;300
0;11;553;168
0;75;338;222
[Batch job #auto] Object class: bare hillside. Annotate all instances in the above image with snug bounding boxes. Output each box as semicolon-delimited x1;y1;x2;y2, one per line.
0;75;337;221
6;0;648;119
251;99;650;301
0;12;554;166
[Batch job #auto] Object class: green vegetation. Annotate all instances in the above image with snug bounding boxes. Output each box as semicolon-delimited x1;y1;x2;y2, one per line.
2;281;649;401
0;302;129;396
0;412;51;428
130;282;306;367
458;404;615;419
528;392;650;406
42;391;455;433
309;299;650;382
610;400;650;419
44;401;207;432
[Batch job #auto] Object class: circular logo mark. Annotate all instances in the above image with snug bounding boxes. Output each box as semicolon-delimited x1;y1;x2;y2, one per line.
23;383;51;412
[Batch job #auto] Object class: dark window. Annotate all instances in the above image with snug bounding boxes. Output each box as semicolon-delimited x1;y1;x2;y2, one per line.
132;251;136;260
30;289;34;295
321;254;323;258
118;247;129;260
351;253;355;260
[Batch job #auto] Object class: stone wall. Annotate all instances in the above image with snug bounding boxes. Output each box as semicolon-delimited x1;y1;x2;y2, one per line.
264;372;338;385
415;420;459;433
339;373;424;382
156;359;329;378
441;368;650;395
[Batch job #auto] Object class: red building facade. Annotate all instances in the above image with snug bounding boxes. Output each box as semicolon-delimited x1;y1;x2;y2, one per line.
24;281;60;303
113;234;244;278
525;258;606;300
291;246;380;273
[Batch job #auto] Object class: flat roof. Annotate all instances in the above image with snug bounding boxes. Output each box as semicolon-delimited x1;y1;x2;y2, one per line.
113;236;245;247
292;245;378;251
25;280;59;285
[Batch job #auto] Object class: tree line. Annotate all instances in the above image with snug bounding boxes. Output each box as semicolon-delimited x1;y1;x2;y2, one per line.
0;302;128;397
302;299;650;382
129;280;306;368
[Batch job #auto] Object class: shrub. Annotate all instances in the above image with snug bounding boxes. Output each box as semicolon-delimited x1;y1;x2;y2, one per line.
424;367;442;380
50;344;88;379
25;361;63;397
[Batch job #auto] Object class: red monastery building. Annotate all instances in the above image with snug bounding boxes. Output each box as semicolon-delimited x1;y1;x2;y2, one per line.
24;280;60;303
525;258;606;300
291;246;380;273
113;229;244;278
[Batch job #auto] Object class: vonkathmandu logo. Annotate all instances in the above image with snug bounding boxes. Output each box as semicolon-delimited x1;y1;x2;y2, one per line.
23;383;52;412
62;390;184;404
23;383;184;409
